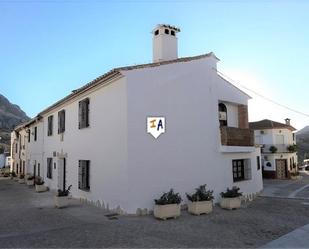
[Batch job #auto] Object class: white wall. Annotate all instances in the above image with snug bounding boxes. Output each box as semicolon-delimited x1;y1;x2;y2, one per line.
41;76;128;211
123;57;262;213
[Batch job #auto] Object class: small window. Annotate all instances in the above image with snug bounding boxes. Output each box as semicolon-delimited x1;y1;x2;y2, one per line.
165;29;169;34
171;30;175;36
257;156;261;170
28;129;30;143
266;162;272;167
79;98;90;129
47;115;53;136
34;127;37;141
154;30;159;35
79;160;90;191
232;159;251;182
58;110;65;134
54;162;56;170
47;158;52;179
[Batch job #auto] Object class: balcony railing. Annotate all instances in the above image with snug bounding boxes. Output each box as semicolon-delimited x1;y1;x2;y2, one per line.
220;126;254;147
261;144;296;153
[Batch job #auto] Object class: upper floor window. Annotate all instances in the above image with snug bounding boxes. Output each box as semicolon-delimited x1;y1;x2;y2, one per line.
27;129;30;143
58;110;65;134
34;127;37;141
79;98;90;129
47;115;53;136
218;103;227;126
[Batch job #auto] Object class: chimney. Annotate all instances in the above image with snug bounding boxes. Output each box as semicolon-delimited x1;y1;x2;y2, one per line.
152;24;180;63
285;118;291;125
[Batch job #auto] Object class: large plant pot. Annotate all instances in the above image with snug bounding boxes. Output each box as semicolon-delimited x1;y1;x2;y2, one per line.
35;184;48;193
54;196;69;208
26;180;34;186
188;200;213;215
220;197;241;210
154;204;181;220
18;179;25;184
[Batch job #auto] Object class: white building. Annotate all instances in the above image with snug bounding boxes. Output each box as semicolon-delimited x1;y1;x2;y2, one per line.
249;119;298;179
11;24;263;214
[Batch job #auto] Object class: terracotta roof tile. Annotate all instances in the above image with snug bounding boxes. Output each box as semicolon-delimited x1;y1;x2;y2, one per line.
249;119;296;131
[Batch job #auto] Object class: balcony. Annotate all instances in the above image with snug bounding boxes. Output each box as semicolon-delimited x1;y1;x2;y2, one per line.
261;144;296;154
220;127;254;147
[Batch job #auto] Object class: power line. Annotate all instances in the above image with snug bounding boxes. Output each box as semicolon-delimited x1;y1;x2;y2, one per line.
216;69;309;118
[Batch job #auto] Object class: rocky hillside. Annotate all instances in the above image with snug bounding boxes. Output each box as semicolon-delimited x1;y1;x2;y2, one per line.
296;126;309;163
0;94;29;152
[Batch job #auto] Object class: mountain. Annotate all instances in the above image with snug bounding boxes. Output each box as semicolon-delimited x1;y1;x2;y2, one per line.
296;126;309;163
0;94;30;152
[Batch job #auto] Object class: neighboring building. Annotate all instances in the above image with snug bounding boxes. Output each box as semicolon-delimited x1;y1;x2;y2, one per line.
5;155;11;168
249;119;298;179
11;24;263;214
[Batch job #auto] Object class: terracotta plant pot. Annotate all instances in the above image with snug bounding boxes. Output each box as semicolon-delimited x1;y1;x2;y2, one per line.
188;200;213;215
154;204;181;220
54;196;69;208
220;197;241;210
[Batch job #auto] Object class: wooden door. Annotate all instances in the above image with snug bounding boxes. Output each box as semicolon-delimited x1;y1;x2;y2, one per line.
276;159;287;179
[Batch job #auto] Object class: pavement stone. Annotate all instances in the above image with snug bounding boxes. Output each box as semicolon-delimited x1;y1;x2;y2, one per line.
1;178;309;248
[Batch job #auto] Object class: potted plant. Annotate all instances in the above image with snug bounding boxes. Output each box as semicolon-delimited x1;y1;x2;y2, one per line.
290;172;301;180
220;187;242;210
269;145;278;153
54;185;72;208
35;177;48;192
18;174;25;184
287;144;297;153
154;189;182;220
26;175;34;186
186;184;214;215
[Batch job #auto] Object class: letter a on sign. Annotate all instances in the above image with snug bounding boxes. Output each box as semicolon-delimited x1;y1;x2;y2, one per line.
147;117;165;139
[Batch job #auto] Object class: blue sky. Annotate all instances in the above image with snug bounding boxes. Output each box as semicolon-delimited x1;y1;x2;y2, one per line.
1;0;309;129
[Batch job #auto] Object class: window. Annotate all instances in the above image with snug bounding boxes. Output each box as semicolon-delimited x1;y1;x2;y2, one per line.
47;158;52;179
47;115;53;136
218;103;227;126
79;98;90;129
293;133;295;141
28;129;30;143
232;159;251;182
165;29;169;34
257;156;261;170
171;30;175;36
78;160;90;191
154;30;159;35
34;127;37;141
58;110;65;134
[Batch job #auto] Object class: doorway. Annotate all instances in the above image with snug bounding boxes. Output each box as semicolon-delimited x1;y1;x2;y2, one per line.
58;158;66;191
276;159;287;179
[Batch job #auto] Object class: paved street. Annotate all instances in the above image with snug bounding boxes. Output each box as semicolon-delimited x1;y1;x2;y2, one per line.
1;178;309;248
261;171;309;199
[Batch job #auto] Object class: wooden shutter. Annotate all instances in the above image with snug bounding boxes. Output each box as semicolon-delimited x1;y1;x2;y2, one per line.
244;159;252;180
78;160;82;189
78;102;82;129
85;99;89;127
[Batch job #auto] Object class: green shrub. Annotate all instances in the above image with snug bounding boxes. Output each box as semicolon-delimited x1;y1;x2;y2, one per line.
186;184;214;202
154;189;182;205
57;185;72;197
221;187;242;198
269;146;278;153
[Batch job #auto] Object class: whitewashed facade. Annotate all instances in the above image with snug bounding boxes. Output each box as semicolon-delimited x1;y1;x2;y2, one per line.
250;119;298;179
11;24;263;214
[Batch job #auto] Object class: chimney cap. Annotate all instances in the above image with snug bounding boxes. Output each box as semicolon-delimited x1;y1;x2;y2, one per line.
152;24;181;33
